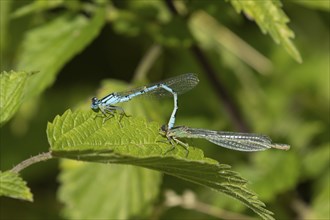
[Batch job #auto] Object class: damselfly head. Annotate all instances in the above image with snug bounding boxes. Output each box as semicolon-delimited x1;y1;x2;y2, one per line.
160;124;168;132
91;97;100;111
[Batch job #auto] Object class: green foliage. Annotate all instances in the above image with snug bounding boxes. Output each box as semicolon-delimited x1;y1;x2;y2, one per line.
54;80;165;220
48;110;274;220
0;71;34;126
0;171;33;202
1;0;328;219
16;1;106;100
228;0;302;63
58;161;162;219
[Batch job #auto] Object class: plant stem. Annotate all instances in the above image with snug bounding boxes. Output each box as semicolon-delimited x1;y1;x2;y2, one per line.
11;152;53;173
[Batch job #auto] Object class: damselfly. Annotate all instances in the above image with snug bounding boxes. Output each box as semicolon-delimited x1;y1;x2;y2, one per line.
91;73;199;129
161;125;290;154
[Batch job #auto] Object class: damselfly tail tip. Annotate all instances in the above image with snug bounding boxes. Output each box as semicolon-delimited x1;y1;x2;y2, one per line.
272;143;290;150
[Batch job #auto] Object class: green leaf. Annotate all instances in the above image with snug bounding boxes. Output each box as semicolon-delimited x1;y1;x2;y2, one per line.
16;2;106;100
0;171;33;202
58;161;161;219
0;71;34;126
228;0;302;63
58;80;163;219
48;109;275;220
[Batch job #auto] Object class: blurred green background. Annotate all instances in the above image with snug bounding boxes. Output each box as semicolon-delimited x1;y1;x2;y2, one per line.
0;0;329;219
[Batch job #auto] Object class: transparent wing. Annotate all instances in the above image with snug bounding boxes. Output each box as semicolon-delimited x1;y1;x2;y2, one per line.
185;128;271;142
167;126;290;151
116;73;199;97
207;138;271;151
184;128;274;151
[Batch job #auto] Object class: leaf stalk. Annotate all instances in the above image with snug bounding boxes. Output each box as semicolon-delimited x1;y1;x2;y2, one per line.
11;152;53;173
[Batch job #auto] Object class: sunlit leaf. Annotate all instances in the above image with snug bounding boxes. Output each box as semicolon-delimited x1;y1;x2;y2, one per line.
0;71;34;126
16;1;106;100
48;110;275;220
228;0;302;63
0;171;33;202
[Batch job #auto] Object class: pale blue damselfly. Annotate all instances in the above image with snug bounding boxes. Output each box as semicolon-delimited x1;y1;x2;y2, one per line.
91;73;199;129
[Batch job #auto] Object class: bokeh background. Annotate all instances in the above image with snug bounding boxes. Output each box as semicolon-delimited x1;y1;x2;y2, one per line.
1;0;329;219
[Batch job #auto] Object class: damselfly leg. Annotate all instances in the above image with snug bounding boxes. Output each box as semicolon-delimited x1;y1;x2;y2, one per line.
160;125;190;157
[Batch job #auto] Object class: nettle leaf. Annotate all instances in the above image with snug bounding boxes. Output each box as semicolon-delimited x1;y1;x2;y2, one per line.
58;161;161;219
16;1;106;100
228;0;302;63
57;80;165;219
48;110;274;220
0;171;33;202
0;71;34;126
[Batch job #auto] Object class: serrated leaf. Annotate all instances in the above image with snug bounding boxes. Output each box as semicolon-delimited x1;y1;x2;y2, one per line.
57;79;164;219
228;0;302;63
16;2;106;100
48;109;275;220
0;71;34;126
58;161;161;219
0;171;33;201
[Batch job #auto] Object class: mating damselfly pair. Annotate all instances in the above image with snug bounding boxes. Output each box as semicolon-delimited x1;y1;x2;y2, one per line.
91;73;290;153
